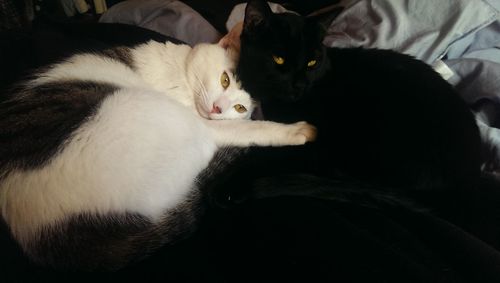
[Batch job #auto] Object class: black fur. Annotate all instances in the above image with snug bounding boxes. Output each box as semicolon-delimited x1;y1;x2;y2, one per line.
0;81;117;174
230;0;481;195
250;174;429;213
99;47;135;70
26;191;202;271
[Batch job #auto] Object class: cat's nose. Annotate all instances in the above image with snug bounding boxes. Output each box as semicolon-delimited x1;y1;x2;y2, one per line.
294;81;307;91
211;103;222;114
212;97;230;114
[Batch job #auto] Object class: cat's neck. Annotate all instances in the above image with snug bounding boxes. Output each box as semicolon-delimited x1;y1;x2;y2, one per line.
132;41;196;110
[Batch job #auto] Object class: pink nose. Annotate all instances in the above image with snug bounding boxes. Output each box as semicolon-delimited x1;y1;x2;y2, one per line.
211;104;222;114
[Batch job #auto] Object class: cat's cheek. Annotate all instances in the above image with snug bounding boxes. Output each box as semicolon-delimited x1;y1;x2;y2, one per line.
195;103;210;119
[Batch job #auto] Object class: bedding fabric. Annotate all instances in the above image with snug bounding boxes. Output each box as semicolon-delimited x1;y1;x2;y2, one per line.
99;0;222;46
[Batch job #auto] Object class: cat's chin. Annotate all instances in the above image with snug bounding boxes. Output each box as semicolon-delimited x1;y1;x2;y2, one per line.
198;110;229;120
198;112;210;119
197;108;221;120
208;114;226;120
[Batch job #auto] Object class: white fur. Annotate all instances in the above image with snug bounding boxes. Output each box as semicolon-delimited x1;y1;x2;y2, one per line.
31;54;145;89
133;41;254;119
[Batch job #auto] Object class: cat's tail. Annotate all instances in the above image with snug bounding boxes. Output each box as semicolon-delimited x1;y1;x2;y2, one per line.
243;174;430;213
223;173;500;251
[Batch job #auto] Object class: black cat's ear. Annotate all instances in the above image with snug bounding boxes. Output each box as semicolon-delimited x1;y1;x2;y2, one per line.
243;0;272;33
306;5;344;33
304;18;327;44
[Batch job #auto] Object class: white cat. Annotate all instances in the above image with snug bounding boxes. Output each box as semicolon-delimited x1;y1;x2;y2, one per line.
0;40;315;270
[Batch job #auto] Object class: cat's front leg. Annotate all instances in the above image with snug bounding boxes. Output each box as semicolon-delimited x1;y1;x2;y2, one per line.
203;119;317;147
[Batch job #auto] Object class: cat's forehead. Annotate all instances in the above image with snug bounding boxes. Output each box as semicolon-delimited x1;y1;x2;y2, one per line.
192;44;237;68
265;14;321;55
268;14;306;43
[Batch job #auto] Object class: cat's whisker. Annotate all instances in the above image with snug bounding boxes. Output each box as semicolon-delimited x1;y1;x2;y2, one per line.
193;71;211;110
193;71;208;97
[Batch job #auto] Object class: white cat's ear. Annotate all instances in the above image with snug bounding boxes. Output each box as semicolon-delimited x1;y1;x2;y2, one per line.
219;22;243;54
243;0;271;33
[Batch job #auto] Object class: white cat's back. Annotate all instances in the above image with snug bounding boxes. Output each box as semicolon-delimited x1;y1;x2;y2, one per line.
30;53;145;89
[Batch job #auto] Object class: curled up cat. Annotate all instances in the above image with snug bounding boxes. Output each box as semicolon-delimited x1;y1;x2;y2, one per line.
0;39;316;270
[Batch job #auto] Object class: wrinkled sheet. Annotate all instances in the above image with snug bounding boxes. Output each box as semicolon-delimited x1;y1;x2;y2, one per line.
99;0;221;46
325;0;499;64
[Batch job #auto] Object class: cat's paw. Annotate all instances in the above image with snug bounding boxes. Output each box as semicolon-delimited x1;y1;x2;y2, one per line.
287;121;317;145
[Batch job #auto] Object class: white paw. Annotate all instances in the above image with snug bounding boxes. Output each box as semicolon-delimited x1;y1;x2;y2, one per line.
287;121;317;145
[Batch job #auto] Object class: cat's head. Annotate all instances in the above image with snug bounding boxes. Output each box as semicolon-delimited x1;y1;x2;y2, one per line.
237;0;328;104
186;43;254;120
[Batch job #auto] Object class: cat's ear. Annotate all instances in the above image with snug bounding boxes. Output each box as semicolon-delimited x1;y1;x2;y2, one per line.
304;19;327;44
304;6;343;43
219;22;243;54
243;0;272;34
306;5;344;33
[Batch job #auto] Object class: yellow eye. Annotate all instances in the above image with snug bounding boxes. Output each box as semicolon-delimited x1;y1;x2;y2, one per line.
234;104;247;113
221;71;230;89
307;60;317;67
273;55;285;65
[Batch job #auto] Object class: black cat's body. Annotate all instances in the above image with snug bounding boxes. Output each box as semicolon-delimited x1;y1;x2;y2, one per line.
222;1;481;201
253;47;479;190
209;4;495;281
320;47;480;189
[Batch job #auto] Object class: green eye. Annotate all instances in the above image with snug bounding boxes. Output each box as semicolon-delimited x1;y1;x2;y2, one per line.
221;71;230;89
234;104;247;113
273;55;285;65
307;60;317;67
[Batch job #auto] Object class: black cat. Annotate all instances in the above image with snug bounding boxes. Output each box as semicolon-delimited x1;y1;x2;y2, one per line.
223;0;481;199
